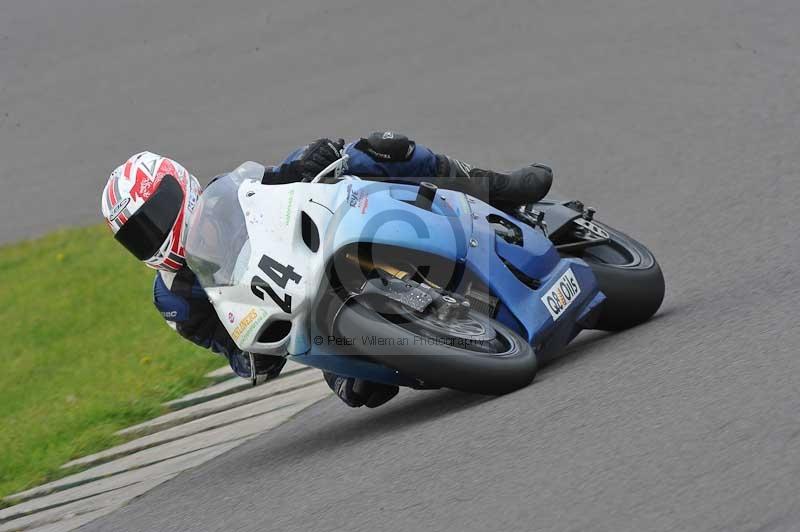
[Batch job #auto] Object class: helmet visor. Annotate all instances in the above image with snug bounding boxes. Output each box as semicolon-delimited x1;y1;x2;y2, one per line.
114;174;184;260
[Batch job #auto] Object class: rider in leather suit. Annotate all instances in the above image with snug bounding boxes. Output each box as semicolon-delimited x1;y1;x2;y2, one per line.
102;132;553;408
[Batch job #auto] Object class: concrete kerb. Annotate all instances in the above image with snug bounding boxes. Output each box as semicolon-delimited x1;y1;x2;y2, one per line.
8;391;327;503
62;381;331;470
168;360;312;410
116;369;323;438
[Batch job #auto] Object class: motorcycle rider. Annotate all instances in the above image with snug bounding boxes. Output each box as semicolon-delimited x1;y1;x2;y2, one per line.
100;133;553;408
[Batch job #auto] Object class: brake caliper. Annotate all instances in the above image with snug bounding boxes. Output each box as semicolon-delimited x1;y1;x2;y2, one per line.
359;276;434;313
358;272;472;320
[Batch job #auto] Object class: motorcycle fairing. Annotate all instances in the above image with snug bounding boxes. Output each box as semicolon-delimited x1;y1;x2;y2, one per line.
191;172;604;385
464;197;605;350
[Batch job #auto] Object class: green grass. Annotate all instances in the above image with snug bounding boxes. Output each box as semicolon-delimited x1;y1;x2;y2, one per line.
0;225;222;501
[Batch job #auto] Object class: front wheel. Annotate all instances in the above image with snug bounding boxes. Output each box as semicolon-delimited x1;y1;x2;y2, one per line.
332;299;537;395
561;221;665;331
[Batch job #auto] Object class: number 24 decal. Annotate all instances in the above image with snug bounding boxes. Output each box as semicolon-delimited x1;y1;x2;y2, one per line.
250;255;302;313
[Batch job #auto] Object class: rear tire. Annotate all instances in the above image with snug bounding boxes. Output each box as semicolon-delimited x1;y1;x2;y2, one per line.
332;300;537;395
564;222;665;331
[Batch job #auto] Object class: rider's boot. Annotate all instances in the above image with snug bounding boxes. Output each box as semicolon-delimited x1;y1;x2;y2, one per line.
323;371;399;408
435;155;553;211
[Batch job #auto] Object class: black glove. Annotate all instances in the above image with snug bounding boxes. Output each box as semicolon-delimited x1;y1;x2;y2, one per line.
323;371;399;408
262;138;345;185
297;138;345;181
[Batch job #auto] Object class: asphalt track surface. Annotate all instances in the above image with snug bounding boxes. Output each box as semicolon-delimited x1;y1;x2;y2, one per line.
2;0;799;530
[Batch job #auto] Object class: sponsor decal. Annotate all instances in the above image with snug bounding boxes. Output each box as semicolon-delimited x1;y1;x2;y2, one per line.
161;310;178;319
231;308;266;343
346;184;358;207
283;189;295;227
381;131;395;139
187;184;199;212
345;184;368;213
108;197;130;221
541;268;581;320
367;149;391;160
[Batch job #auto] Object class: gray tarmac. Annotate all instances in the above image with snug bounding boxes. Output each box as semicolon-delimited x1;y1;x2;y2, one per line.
1;0;799;530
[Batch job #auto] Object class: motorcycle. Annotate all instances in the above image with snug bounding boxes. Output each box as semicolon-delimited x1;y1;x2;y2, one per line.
184;158;664;395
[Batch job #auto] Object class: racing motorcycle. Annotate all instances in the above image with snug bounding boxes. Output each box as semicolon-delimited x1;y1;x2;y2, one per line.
185;158;664;395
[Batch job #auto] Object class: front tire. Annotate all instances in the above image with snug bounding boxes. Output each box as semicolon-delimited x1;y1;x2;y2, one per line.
563;222;665;331
332;300;537;395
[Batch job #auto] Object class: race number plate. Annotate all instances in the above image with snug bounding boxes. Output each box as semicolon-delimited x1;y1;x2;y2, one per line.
541;268;581;320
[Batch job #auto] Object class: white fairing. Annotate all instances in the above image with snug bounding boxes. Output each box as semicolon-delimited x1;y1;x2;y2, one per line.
185;162;345;356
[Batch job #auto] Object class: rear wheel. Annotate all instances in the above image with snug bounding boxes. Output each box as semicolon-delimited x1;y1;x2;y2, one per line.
332;299;537;395
561;221;665;331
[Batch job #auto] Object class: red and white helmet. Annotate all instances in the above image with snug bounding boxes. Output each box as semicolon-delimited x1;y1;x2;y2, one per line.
101;152;201;272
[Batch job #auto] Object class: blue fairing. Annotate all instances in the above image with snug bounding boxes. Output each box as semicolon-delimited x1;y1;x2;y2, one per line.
464;195;600;344
292;179;605;386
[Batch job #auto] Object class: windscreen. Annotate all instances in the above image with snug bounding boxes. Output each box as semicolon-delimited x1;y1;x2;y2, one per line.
185;174;251;288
